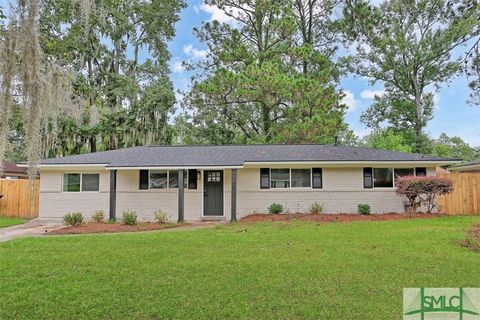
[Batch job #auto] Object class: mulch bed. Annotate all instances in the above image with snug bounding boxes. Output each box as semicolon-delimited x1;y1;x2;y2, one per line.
48;222;183;235
240;212;443;223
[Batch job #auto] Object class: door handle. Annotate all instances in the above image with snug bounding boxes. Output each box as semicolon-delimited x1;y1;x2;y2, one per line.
204;190;207;197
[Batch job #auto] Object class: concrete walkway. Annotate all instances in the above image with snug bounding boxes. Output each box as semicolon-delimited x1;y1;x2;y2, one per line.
0;220;65;242
0;220;227;242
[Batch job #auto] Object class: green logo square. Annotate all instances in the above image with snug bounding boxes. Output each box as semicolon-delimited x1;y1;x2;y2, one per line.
404;288;480;320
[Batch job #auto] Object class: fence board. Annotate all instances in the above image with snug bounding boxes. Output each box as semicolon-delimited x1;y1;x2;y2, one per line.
437;173;480;215
0;179;39;218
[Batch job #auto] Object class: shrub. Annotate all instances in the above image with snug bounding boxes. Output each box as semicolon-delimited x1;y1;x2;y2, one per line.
122;211;137;226
268;203;283;214
358;204;371;215
396;176;453;213
309;202;323;214
462;224;480;253
153;210;170;223
91;210;105;223
63;212;84;227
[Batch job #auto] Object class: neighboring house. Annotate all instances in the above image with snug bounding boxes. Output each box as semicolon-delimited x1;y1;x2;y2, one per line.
1;162;28;179
448;160;480;173
37;144;459;222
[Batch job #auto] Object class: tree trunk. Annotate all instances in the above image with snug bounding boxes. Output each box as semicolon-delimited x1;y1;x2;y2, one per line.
89;136;97;153
108;135;116;150
261;105;271;142
412;73;423;153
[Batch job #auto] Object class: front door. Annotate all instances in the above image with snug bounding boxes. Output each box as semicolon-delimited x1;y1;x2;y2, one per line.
204;170;223;216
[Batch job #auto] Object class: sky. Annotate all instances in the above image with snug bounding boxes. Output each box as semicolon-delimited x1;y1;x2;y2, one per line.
166;0;480;147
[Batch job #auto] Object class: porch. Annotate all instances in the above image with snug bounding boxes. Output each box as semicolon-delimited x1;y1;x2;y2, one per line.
108;168;238;222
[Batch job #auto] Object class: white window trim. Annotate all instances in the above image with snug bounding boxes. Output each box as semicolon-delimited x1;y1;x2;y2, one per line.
372;168;420;189
269;168;314;189
63;173;100;193
147;169;188;190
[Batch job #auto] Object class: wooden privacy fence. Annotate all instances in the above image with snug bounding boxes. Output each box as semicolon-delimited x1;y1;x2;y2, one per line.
0;179;39;218
437;172;480;215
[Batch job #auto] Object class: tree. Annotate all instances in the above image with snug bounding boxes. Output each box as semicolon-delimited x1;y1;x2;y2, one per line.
465;40;480;105
460;1;480;105
341;0;479;152
186;0;347;144
431;133;477;161
40;0;184;154
0;0;82;178
362;129;413;153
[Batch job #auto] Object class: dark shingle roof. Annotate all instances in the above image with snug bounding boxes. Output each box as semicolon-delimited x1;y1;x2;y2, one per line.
450;159;480;169
1;161;28;174
39;144;460;167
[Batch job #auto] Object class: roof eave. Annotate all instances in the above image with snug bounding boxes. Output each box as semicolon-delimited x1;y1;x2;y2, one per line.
243;160;461;167
449;164;480;171
38;163;109;170
106;165;244;170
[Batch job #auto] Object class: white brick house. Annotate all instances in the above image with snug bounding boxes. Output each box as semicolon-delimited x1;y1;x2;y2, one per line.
37;144;459;222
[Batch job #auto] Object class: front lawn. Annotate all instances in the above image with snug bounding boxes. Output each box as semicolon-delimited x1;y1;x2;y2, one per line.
1;216;479;319
0;216;25;228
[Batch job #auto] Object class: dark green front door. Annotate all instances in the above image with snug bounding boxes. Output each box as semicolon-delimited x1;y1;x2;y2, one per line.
204;170;223;216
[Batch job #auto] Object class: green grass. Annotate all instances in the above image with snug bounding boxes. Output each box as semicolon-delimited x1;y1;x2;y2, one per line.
0;216;25;228
1;216;479;319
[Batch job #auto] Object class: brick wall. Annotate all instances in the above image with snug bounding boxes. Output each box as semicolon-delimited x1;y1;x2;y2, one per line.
39;166;436;221
39;169;110;220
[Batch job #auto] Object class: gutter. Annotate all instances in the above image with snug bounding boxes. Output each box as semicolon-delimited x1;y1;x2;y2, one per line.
105;165;244;170
37;160;462;169
243;160;462;166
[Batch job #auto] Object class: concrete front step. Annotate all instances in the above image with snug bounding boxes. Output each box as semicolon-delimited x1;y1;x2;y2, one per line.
200;216;226;222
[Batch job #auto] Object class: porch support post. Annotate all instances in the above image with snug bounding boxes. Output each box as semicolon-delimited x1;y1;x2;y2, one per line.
109;169;117;221
231;168;237;222
178;169;185;222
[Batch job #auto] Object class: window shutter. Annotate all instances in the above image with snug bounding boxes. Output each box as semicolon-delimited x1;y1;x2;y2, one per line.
139;170;149;189
415;167;427;176
188;169;197;189
260;168;270;189
312;168;322;189
363;168;373;188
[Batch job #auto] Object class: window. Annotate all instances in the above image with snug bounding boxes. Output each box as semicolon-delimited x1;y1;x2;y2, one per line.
82;174;100;191
63;173;99;192
263;168;321;189
146;170;188;189
365;167;425;188
395;168;415;178
64;173;80;192
207;171;221;182
373;168;394;188
150;170;168;189
168;170;188;188
271;169;290;188
291;169;311;188
416;167;427;176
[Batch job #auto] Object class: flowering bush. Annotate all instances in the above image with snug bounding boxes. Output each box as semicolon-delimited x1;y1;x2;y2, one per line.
396;176;453;213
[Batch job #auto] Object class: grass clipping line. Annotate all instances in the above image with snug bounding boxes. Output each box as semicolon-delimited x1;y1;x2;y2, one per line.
461;224;480;253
